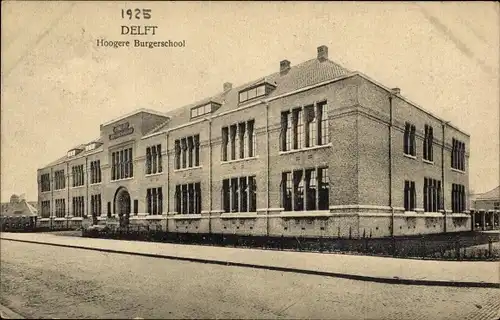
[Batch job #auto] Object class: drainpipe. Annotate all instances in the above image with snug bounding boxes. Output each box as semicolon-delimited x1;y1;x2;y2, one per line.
208;117;213;235
265;101;270;237
166;132;169;232
51;167;54;230
389;92;395;237
442;121;449;233
67;162;70;228
86;156;89;226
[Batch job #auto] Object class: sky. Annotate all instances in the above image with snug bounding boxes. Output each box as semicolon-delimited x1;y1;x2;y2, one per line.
1;1;499;201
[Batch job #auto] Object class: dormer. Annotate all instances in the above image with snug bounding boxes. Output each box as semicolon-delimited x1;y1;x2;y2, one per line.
190;101;221;119
67;148;83;158
84;141;102;152
238;81;276;104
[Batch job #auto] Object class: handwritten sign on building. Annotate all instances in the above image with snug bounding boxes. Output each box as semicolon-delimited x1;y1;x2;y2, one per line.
109;122;134;140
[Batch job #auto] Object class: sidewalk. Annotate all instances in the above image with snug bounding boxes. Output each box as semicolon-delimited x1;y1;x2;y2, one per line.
1;232;498;288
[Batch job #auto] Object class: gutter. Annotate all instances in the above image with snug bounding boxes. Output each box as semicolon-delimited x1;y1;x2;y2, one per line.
265;102;270;237
389;92;395;237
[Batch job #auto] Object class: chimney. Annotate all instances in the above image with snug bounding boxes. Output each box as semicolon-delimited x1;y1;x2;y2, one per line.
317;45;328;61
223;82;232;91
280;59;291;74
391;87;401;95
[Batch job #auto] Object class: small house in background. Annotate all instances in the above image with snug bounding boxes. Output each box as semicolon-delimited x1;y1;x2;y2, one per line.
470;186;499;230
0;194;38;230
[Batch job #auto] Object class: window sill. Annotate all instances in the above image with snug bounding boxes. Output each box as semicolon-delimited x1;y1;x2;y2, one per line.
422;159;434;165
40;191;51;194
110;177;134;182
220;212;258;219
174;166;202;173
145;172;164;177
90;182;102;186
450;168;466;174
221;156;258;165
54;188;66;191
279;143;332;155
170;214;203;220
71;185;85;189
403;154;417;160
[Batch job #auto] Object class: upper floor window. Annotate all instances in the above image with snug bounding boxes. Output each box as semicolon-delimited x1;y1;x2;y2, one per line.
404;122;416;156
90;160;102;184
238;82;276;104
423;125;434;162
72;165;84;187
280;101;329;152
451;138;465;171
222;176;257;213
175;135;200;170
85;143;96;152
41;173;51;192
54;170;65;190
281;167;329;212
111;147;133;180
221;120;256;161
146;144;162;175
146;187;163;215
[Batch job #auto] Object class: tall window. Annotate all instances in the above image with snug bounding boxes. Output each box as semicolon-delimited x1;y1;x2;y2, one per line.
175;182;201;214
72;165;84;187
90;160;102;184
41;173;51;192
55;199;66;218
91;194;102;217
451;138;465;171
41;200;51;218
111;147;133;180
222;176;257;213
54;170;65;190
175;135;200;169
281;101;329;151
404;122;416;156
423;125;434;162
72;196;85;217
451;183;466;213
293;108;304;150
404;180;416;211
305;105;316;147
146;187;163;215
424;178;441;212
222;120;256;161
282;167;329;211
146;144;162;174
318;101;329;145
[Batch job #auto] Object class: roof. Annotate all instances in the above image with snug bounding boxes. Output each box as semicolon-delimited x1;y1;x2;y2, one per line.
146;57;351;136
476;186;500;201
0;199;38;217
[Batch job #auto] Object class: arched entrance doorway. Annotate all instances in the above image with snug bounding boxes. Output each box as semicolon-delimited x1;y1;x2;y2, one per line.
114;187;131;227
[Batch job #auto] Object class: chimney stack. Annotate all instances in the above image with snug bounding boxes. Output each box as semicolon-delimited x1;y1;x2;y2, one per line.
317;45;328;61
280;59;291;74
223;82;232;91
391;87;401;95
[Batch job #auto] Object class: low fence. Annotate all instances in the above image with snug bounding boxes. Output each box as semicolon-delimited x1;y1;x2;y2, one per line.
82;226;499;261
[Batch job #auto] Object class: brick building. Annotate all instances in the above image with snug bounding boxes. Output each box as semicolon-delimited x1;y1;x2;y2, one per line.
37;45;471;238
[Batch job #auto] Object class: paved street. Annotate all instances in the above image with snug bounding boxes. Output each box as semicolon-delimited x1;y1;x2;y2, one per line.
1;240;499;319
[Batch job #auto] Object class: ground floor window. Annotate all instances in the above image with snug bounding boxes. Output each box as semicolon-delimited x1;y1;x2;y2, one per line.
282;167;329;211
423;178;441;212
146;187;163;215
404;180;416;211
175;182;201;214
451;183;466;213
72;196;85;217
41;201;50;218
222;176;257;213
91;194;102;217
55;199;65;218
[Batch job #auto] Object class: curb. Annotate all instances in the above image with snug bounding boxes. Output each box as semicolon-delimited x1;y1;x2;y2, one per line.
2;237;499;289
0;304;24;319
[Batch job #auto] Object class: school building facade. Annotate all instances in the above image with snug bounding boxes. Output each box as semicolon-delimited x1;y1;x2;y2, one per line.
37;45;471;238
